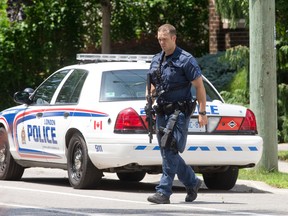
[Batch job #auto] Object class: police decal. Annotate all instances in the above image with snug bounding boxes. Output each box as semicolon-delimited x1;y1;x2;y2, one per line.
27;119;57;144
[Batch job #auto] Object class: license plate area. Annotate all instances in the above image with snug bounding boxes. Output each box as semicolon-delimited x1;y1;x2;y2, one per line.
188;118;206;132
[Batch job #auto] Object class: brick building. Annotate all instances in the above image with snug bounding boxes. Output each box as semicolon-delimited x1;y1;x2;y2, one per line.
209;0;249;54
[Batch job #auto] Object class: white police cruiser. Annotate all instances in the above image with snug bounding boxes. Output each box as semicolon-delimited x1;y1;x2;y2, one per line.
0;54;263;190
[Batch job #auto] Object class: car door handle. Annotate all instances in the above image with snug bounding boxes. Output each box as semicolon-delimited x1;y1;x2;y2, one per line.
36;112;43;118
63;112;70;118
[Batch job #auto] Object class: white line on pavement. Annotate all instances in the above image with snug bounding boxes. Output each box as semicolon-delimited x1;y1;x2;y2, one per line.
0;185;273;216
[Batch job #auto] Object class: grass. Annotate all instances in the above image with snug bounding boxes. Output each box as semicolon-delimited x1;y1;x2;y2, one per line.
238;150;288;189
278;151;288;162
239;169;288;188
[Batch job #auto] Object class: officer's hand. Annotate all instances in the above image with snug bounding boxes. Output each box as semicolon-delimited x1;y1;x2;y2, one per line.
198;115;208;128
144;103;150;113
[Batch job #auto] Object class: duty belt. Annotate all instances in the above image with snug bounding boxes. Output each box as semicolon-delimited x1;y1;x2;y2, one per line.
154;100;195;116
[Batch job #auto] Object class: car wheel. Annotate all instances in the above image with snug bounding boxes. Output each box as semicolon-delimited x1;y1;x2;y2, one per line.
116;171;146;182
0;128;24;180
67;133;102;189
202;166;239;190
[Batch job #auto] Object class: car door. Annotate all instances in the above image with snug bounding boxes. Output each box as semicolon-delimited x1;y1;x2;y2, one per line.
16;69;71;162
43;69;89;163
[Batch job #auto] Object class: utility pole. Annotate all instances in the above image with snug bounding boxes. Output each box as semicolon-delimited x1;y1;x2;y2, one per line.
249;0;277;171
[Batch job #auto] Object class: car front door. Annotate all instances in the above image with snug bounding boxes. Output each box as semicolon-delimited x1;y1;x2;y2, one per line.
16;70;71;162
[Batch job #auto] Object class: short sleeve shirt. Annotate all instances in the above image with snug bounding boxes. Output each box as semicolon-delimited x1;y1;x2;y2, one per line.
149;46;202;104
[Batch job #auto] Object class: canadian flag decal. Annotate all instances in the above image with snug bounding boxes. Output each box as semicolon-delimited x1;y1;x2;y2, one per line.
94;120;102;130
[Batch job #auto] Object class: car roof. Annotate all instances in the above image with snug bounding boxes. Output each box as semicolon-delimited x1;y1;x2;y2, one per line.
59;54;153;72
60;61;151;72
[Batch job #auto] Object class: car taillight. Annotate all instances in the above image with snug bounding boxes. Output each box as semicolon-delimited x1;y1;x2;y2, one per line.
215;117;243;131
239;109;257;133
212;109;257;134
114;108;147;133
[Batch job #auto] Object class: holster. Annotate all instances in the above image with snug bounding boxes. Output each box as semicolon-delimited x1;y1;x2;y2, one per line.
158;109;180;151
186;99;197;116
155;99;196;152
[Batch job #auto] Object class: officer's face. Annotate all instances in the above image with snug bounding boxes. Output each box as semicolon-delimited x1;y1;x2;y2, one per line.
157;30;176;55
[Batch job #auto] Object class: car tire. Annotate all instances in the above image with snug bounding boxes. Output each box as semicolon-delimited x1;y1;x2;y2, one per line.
67;133;102;189
202;166;239;190
0;128;24;180
116;171;146;182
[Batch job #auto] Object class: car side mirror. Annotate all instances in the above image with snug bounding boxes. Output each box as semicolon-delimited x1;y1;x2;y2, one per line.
13;91;33;105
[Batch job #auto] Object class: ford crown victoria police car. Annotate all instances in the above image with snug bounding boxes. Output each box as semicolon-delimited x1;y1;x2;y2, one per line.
0;54;263;190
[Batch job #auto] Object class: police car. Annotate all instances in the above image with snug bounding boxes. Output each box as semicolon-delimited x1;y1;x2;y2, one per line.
0;54;263;190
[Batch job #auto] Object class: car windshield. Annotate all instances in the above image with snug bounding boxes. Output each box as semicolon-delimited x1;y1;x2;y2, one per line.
100;69;222;102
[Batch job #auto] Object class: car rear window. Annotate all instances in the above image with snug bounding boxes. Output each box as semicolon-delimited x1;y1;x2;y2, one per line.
100;69;147;101
100;69;222;102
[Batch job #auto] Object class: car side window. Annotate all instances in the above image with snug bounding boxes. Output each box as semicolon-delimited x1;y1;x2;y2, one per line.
55;69;88;104
31;70;70;105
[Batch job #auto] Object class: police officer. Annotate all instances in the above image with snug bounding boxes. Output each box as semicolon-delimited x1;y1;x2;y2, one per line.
146;24;208;204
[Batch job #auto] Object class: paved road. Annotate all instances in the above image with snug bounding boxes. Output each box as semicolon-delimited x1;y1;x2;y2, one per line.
0;144;287;215
0;168;288;216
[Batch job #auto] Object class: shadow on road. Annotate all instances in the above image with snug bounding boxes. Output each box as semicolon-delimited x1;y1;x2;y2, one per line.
21;176;271;194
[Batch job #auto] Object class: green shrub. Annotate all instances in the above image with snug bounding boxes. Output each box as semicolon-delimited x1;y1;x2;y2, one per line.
220;89;249;106
220;67;249;106
196;52;237;91
278;83;288;143
226;67;248;92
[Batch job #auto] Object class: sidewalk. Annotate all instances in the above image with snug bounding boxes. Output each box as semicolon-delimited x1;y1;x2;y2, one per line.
278;143;288;173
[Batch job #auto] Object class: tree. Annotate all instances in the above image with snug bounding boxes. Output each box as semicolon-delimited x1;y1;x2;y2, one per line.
0;0;87;109
215;0;249;28
101;0;111;53
109;0;209;56
215;0;288;81
0;0;209;110
215;0;287;171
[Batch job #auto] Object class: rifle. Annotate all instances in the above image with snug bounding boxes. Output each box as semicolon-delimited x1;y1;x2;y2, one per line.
145;73;155;143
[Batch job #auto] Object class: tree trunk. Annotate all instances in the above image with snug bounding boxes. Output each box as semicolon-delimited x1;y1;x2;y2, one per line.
101;0;111;54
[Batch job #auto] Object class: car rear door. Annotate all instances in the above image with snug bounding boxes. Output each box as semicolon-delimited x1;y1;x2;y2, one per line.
43;69;89;163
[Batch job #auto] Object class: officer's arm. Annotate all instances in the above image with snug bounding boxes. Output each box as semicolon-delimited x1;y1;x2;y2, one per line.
192;76;208;127
146;84;156;103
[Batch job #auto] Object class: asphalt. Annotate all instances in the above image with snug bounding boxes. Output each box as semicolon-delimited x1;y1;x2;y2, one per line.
146;144;288;194
22;144;288;195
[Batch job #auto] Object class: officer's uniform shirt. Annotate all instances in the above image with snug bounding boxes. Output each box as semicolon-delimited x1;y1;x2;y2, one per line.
149;46;202;105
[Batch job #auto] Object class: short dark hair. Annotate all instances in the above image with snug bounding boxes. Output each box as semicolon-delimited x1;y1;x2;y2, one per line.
158;24;176;36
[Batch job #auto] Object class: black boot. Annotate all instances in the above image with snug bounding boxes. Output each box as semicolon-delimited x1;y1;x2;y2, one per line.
147;192;170;204
185;179;202;202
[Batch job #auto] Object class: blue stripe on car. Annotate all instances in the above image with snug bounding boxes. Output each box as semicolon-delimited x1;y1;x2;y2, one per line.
135;145;258;152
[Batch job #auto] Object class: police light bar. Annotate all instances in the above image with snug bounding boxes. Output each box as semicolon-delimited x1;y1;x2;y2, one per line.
76;54;153;62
